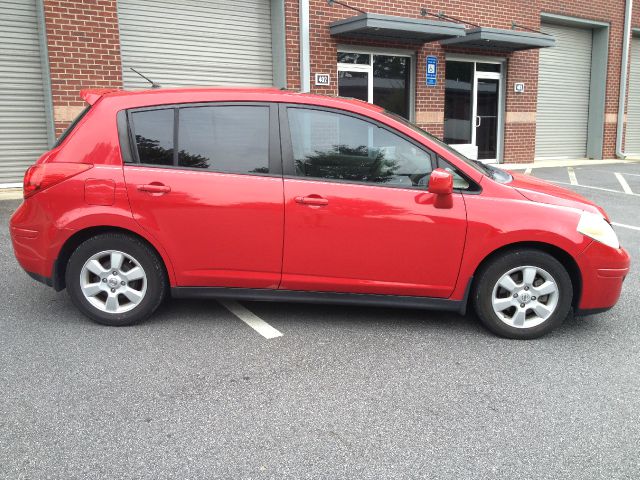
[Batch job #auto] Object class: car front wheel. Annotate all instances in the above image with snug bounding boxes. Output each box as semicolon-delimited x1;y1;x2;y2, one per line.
473;249;573;339
66;233;167;326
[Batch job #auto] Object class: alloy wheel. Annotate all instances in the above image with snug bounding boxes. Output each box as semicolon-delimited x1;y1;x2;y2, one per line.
491;265;560;329
79;250;147;314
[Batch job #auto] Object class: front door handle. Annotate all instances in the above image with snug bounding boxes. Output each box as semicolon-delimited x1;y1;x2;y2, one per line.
475;116;482;128
137;183;171;194
295;195;329;206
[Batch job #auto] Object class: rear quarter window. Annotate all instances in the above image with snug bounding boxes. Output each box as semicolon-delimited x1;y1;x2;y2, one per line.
54;105;91;147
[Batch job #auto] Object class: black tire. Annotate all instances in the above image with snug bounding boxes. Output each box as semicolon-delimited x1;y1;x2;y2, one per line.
472;249;573;339
66;232;167;326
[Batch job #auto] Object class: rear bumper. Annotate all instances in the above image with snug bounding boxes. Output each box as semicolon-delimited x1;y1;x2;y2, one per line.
577;241;630;312
10;202;56;284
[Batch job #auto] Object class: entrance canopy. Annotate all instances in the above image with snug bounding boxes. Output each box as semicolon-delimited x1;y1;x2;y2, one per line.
330;13;466;43
440;27;555;51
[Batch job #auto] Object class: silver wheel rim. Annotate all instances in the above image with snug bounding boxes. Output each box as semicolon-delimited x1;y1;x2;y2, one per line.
491;265;559;329
79;250;147;314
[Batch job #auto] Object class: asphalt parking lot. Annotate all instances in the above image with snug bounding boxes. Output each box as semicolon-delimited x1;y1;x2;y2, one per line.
1;162;639;479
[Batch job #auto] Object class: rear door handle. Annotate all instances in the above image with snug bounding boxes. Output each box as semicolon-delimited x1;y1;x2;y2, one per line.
137;183;171;194
295;195;329;206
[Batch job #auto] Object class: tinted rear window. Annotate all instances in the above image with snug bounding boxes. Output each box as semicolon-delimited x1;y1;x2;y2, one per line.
129;105;270;175
131;109;174;166
178;106;269;174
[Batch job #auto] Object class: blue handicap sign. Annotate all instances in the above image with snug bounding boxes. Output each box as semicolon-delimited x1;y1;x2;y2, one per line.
426;56;437;86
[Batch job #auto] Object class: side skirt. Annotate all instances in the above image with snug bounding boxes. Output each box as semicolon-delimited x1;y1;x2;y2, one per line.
171;286;468;314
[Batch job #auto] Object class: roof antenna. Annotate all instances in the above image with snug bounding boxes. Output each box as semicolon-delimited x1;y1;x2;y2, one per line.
129;68;161;88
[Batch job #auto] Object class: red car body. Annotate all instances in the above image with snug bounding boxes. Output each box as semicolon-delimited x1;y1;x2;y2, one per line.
10;88;630;318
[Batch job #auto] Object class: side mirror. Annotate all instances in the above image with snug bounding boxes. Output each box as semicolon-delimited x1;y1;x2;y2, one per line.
428;168;454;195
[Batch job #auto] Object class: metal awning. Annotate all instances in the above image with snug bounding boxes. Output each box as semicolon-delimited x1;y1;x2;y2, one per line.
440;27;555;51
330;13;466;43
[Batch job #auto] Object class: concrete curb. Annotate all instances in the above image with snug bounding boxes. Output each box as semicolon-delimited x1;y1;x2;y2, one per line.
0;189;22;201
493;158;640;170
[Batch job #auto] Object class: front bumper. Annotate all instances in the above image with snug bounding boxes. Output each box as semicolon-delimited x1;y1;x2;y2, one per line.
576;241;630;314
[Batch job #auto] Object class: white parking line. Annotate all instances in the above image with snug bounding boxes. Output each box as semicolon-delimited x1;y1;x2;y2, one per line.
614;173;634;194
612;222;640;232
567;167;579;185
220;300;283;339
549;180;640;197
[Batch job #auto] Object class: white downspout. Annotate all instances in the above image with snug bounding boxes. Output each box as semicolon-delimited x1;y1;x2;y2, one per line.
616;0;633;158
299;0;311;92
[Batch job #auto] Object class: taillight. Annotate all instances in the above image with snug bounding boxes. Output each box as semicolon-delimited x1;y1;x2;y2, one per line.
23;163;93;199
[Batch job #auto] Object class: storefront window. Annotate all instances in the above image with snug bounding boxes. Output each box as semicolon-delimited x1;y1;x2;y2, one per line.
338;71;368;102
373;55;410;119
337;52;370;64
337;51;411;120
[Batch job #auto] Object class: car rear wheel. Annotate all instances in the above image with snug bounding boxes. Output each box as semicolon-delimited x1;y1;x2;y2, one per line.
66;233;167;326
472;249;573;339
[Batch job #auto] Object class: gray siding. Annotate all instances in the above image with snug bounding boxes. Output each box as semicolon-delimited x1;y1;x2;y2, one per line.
0;0;50;185
626;37;640;155
535;23;593;159
118;0;274;89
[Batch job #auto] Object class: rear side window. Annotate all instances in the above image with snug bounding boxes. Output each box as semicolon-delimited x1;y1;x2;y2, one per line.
178;106;269;174
129;105;270;175
131;109;174;166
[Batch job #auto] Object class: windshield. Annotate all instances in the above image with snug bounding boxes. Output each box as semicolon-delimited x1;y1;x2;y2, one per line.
382;110;512;183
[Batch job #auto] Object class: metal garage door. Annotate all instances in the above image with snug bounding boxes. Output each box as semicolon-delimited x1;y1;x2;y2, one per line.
0;0;50;186
535;23;593;159
118;0;274;89
626;36;640;155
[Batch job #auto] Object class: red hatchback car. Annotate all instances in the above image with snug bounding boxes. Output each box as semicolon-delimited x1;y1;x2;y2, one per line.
10;88;630;338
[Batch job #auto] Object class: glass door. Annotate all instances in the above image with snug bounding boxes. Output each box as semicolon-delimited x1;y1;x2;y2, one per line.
444;61;502;162
474;75;500;161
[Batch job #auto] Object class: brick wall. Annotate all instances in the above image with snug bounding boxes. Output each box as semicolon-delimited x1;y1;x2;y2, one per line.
39;0;634;163
43;0;123;136
283;0;633;162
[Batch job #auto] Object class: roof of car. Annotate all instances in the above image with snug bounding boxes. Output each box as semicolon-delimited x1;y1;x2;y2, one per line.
80;87;385;113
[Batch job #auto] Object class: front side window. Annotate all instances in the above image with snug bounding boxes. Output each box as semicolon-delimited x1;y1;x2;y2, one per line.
287;108;432;188
130;105;270;175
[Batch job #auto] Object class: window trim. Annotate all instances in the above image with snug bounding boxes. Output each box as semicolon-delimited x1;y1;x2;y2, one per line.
279;103;438;191
118;102;282;177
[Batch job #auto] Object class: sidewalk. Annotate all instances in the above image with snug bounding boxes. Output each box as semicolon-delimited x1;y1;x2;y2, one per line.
494;158;640;170
0;188;22;200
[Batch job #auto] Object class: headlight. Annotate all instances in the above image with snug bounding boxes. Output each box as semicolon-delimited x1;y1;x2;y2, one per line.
577;211;619;249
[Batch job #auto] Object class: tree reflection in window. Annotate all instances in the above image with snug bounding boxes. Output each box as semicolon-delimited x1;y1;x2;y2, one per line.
296;144;400;184
135;135;173;166
132;108;174;166
289;108;432;187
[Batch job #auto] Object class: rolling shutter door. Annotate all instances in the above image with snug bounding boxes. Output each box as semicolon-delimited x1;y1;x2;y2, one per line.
0;0;50;186
535;23;592;159
118;0;274;89
626;37;640;155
